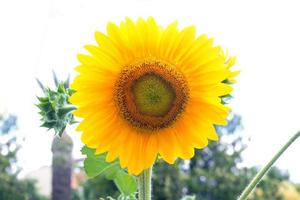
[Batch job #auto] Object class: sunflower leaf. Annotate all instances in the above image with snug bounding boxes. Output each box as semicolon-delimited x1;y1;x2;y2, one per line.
114;170;137;196
81;146;137;197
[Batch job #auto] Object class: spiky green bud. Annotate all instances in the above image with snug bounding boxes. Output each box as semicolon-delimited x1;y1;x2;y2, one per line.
36;82;76;137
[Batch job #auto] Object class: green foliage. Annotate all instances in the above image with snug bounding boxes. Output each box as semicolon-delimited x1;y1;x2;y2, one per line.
0;177;48;200
82;146;137;198
152;160;183;200
296;183;300;193
185;137;250;200
82;175;119;200
181;195;196;200
250;167;289;200
0;115;48;200
98;195;136;200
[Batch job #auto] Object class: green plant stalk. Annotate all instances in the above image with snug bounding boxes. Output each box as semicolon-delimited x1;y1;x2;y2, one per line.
238;131;300;200
138;167;152;200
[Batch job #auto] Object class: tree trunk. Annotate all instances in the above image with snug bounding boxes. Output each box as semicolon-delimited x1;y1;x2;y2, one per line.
51;133;73;200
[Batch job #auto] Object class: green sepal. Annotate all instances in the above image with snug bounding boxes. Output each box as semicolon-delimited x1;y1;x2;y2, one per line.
36;102;52;111
221;76;235;105
37;96;49;103
220;94;233;105
57;106;76;118
40;121;57;129
67;88;76;96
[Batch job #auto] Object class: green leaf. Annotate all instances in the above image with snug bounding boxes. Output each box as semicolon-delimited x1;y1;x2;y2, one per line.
114;170;137;196
81;146;120;179
81;146;137;197
103;163;121;180
81;145;93;155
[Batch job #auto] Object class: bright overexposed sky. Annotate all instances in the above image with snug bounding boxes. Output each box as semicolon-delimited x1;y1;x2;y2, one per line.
1;0;300;182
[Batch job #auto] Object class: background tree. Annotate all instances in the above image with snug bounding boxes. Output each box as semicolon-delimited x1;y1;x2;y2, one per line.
152;160;183;200
0;114;47;200
250;167;289;200
81;175;119;200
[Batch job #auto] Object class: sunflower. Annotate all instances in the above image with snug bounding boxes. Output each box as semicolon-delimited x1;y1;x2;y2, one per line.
70;17;237;175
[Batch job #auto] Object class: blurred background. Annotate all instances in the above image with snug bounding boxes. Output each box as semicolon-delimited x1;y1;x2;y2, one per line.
1;0;300;199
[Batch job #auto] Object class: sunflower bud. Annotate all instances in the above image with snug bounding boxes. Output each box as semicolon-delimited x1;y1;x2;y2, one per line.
37;82;76;137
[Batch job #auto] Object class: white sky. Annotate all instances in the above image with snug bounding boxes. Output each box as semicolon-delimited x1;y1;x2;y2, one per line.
1;0;300;182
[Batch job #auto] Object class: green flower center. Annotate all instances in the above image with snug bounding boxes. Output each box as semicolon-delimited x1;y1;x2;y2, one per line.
132;73;175;117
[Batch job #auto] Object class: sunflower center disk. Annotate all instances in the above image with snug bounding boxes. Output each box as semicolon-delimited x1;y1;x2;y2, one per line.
132;73;175;117
115;60;189;130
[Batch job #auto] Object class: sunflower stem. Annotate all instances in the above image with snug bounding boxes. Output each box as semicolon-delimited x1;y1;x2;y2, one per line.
238;131;300;200
138;167;152;200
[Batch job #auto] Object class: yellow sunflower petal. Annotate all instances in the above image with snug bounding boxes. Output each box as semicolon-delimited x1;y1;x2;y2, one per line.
158;130;177;164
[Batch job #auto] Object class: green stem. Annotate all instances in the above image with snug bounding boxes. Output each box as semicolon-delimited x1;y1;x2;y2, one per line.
238;131;300;200
138;167;152;200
